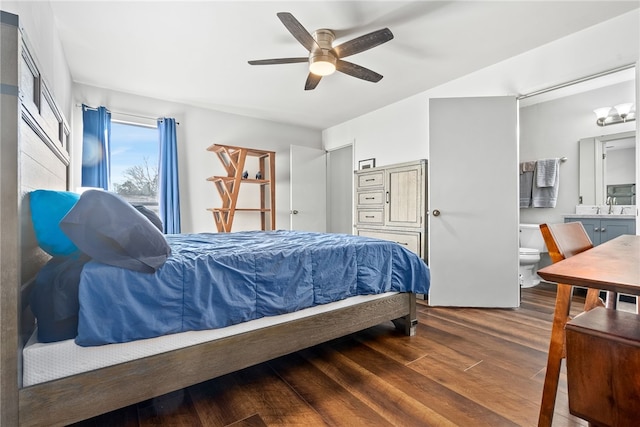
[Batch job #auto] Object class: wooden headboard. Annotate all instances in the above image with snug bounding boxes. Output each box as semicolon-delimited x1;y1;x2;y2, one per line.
19;103;71;337
1;11;70;423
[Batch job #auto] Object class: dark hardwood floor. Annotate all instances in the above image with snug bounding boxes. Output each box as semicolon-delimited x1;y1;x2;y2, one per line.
71;284;596;427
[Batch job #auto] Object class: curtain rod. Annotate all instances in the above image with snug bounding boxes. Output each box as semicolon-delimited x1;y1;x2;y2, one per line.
77;104;180;125
517;63;636;100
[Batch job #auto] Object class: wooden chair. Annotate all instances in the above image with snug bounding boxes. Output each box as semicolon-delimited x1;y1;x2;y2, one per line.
537;222;606;427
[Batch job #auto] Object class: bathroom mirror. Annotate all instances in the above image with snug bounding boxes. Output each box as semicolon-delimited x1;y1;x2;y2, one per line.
579;130;636;205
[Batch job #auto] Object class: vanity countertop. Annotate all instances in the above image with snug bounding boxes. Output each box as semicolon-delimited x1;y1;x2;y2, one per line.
563;214;635;219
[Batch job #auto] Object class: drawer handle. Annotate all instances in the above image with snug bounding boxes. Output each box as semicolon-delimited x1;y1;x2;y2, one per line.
365;215;375;218
364;197;375;200
365;178;375;182
396;242;408;246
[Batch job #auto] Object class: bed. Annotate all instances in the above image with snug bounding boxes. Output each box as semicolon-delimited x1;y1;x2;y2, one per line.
17;204;429;427
0;13;430;426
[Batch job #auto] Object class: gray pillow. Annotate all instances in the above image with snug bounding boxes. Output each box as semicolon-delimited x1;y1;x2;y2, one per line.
60;190;171;273
132;205;163;232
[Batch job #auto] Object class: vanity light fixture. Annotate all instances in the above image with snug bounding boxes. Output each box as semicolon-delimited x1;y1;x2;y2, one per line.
593;103;636;126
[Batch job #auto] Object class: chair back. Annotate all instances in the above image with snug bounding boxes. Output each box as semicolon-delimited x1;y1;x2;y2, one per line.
539;222;594;264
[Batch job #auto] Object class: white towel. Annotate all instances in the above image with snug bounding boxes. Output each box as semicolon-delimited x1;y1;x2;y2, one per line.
535;158;559;187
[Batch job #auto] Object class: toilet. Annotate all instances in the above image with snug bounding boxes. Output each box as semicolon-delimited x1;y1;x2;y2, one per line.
519;224;547;288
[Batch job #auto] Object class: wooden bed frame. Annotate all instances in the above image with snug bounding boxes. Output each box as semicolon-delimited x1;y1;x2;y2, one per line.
0;13;418;427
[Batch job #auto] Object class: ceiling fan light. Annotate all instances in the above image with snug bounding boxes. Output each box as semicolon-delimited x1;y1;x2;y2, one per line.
309;61;336;76
309;52;336;76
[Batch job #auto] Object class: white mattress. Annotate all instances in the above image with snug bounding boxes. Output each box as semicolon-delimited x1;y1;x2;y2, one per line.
23;292;397;387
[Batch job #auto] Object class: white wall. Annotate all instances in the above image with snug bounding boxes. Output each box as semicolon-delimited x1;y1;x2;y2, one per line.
323;95;429;167
72;83;322;233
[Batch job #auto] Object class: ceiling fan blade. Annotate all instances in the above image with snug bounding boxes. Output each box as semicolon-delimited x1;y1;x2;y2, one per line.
336;60;383;82
305;73;322;91
277;12;320;52
333;28;394;59
248;57;308;65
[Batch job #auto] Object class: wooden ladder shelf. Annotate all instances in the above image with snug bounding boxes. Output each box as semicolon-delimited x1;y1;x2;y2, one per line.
206;144;275;232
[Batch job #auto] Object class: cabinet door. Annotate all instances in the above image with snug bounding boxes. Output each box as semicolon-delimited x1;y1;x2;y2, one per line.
565;218;601;245
385;164;423;227
600;219;634;243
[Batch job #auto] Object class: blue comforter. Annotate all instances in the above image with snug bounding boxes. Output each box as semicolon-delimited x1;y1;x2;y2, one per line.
76;230;430;346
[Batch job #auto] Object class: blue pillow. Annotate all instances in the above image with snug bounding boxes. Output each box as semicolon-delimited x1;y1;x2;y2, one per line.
30;190;81;256
59;190;171;273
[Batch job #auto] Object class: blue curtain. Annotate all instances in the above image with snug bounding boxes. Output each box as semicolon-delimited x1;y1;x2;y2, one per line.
81;105;111;190
158;118;181;234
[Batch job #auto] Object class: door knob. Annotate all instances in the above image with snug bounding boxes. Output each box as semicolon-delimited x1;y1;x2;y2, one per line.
291;210;299;215
432;209;440;217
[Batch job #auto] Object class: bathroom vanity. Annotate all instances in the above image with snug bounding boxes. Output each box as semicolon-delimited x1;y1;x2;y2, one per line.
563;214;635;245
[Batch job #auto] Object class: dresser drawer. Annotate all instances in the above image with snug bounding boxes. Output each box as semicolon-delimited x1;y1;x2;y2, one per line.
357;191;384;206
357;171;384;189
357;229;421;256
357;210;384;225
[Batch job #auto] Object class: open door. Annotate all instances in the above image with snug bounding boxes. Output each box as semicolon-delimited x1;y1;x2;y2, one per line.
429;96;520;307
290;145;327;231
326;144;353;234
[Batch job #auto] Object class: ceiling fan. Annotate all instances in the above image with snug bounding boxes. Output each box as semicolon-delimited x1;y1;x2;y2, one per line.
248;12;394;90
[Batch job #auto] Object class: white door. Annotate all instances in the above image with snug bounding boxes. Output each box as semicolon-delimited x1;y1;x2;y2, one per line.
290;145;327;231
429;97;520;307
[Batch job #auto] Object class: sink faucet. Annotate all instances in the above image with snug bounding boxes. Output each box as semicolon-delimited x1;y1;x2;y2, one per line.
621;206;627;214
607;196;614;214
595;206;601;214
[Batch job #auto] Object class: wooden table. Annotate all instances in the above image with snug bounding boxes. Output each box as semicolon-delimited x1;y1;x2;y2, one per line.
536;234;640;427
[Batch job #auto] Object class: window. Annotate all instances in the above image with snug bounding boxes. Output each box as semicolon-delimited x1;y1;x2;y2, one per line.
110;122;159;212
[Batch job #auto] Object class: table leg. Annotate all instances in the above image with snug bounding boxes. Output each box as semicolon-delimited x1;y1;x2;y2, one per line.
605;291;618;309
538;283;573;427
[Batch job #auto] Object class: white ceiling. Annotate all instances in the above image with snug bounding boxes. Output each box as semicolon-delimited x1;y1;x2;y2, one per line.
48;1;639;130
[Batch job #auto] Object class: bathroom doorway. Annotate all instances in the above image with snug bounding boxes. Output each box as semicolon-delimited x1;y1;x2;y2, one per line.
519;65;637;273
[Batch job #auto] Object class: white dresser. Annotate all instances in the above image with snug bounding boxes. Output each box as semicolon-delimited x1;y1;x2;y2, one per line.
354;160;427;260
